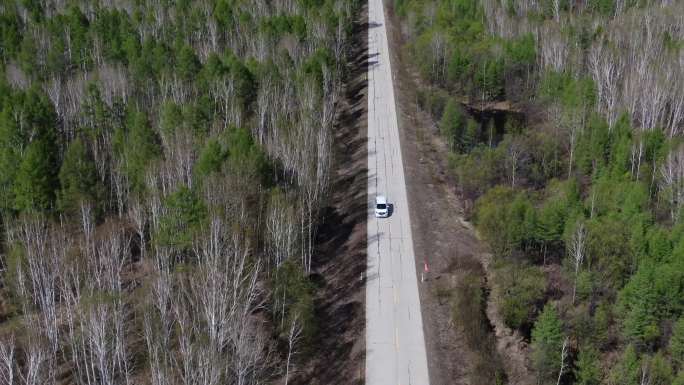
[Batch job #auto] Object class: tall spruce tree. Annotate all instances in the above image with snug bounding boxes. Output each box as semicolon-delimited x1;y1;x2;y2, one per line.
671;317;684;370
609;345;640;385
574;345;601;385
531;303;564;383
58;138;98;214
13;138;59;212
440;99;464;151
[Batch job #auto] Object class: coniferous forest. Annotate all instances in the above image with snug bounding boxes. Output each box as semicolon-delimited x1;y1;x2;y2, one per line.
394;0;684;384
0;0;360;384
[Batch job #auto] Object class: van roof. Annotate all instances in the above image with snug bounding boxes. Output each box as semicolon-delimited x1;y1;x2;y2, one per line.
376;195;387;204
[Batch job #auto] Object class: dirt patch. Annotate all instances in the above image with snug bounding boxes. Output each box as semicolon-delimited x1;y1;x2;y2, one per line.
383;4;534;385
293;6;368;385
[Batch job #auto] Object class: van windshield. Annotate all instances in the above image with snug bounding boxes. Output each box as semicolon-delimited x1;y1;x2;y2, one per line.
376;204;387;209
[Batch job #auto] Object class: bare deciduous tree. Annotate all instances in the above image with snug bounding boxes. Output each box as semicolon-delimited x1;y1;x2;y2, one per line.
284;312;303;385
588;42;623;129
0;335;16;385
19;332;48;385
539;23;568;73
266;190;298;271
556;337;569;385
660;145;684;221
505;136;527;188
569;222;587;304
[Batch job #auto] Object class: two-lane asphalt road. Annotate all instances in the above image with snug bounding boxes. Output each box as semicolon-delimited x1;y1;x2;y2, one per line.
365;0;430;384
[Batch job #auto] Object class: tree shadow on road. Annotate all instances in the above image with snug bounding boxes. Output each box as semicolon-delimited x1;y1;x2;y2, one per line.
293;4;369;385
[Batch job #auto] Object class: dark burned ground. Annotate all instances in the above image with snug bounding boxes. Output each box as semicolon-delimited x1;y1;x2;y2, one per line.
293;6;368;385
383;5;530;385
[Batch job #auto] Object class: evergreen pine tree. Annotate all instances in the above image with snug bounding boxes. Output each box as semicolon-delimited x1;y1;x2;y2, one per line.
646;352;674;385
674;371;684;385
620;263;660;349
58;138;98;214
574;345;601;385
0;109;21;212
531;303;564;383
609;345;640;385
462;118;479;152
122;110;161;193
195;139;226;178
440;99;463;152
156;186;207;250
671;317;684;369
13;138;59;212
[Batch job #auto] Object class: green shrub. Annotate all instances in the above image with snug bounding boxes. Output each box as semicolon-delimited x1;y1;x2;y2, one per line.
475;186;536;258
494;261;546;330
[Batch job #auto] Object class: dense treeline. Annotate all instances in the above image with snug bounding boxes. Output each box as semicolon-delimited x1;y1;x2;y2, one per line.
0;0;359;384
396;0;536;100
395;0;684;384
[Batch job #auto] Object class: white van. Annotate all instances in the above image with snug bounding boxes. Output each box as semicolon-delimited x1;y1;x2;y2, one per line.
375;195;388;218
